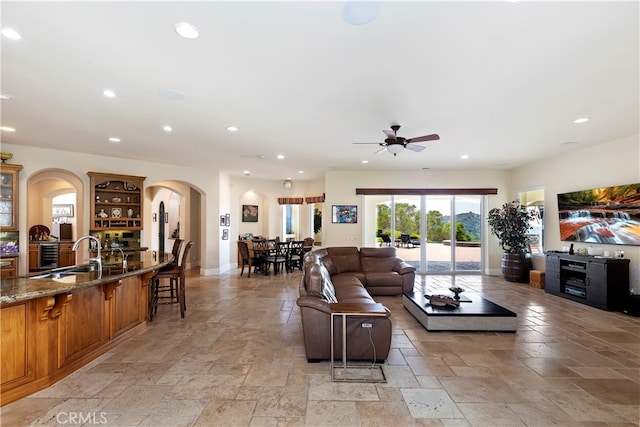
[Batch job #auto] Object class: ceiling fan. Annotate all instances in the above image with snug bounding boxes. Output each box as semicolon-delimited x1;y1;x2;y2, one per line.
354;125;440;156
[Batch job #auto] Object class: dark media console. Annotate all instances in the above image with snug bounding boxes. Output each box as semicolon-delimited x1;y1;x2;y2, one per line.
545;252;629;311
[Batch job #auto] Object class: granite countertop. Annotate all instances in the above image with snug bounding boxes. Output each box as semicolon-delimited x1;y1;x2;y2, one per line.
0;251;173;305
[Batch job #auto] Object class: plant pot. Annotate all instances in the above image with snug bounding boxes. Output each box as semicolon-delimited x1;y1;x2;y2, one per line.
501;253;532;283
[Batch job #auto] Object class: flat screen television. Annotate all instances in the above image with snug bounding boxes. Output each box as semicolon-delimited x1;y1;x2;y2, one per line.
557;183;640;246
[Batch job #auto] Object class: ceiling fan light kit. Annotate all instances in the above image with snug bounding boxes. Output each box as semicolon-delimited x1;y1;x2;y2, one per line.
387;144;404;155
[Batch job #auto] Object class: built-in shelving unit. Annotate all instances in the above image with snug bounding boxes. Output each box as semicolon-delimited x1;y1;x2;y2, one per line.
545;252;629;311
88;172;145;249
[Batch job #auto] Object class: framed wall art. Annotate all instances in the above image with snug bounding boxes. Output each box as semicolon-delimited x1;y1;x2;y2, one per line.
332;205;358;223
220;215;226;226
222;229;229;240
242;205;258;222
225;213;230;227
52;204;74;218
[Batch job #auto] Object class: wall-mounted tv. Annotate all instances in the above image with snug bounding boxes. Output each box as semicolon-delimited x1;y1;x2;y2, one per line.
557;183;640;246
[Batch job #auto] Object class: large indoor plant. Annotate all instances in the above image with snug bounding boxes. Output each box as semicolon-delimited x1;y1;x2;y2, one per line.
488;201;537;282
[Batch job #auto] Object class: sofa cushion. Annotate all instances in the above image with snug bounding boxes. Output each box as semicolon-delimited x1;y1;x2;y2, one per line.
319;264;338;303
326;247;361;273
319;255;337;276
303;263;324;298
365;271;404;288
360;247;399;273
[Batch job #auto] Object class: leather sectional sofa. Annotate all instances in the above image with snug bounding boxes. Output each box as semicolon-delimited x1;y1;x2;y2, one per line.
296;246;416;362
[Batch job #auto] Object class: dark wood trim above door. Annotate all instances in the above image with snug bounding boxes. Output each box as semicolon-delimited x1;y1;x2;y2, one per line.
355;188;498;196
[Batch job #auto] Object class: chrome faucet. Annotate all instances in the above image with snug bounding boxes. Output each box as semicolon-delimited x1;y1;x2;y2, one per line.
72;235;102;272
111;247;127;271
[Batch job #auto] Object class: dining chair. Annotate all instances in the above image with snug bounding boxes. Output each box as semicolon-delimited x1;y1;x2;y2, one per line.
302;237;314;253
287;240;304;271
264;240;289;274
150;240;194;320
238;240;263;277
251;239;272;275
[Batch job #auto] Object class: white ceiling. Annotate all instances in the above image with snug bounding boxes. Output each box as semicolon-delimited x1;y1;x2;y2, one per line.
1;1;638;181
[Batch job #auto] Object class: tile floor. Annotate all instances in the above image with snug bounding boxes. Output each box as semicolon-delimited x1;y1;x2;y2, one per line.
2;269;639;426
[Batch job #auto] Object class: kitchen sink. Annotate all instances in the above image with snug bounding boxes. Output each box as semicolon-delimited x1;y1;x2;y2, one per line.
27;264;99;279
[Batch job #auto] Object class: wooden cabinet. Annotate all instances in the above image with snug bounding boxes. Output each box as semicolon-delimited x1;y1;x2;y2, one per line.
0;257;17;278
58;243;75;267
545;252;630;311
28;244;39;272
0;163;22;231
88;172;145;231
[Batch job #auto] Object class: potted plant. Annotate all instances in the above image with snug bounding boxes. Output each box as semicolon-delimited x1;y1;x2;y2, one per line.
487;201;537;282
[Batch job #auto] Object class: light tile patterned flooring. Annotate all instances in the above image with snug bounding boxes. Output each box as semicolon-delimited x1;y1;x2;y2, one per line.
2;269;639;426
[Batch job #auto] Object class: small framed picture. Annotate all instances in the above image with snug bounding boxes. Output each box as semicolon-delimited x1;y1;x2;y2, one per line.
225;213;230;227
111;207;122;219
332;205;358;223
222;229;229;240
220;215;225;226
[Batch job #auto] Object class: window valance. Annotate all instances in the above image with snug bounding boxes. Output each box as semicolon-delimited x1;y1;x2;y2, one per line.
305;194;325;203
277;197;304;205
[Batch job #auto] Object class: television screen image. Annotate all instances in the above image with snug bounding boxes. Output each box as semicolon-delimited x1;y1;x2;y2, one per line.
557;183;640;246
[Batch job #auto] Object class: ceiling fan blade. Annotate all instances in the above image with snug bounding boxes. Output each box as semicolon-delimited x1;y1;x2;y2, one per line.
407;134;440;143
383;130;396;140
353;142;384;145
405;143;426;152
373;147;387;155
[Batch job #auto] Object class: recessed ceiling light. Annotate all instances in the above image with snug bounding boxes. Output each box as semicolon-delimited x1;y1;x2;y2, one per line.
163;125;173;132
108;137;121;143
0;126;16;132
277;154;285;160
0;93;13;100
103;89;116;98
361;160;369;164
174;22;199;39
226;126;238;132
1;28;21;40
298;170;304;174
573;117;590;124
286;177;292;180
460;154;469;159
243;170;251;176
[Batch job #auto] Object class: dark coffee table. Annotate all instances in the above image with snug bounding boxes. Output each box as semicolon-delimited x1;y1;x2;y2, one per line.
403;291;517;332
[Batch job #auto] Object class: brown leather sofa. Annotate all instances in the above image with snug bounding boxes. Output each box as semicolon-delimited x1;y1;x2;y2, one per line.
296;246;416;362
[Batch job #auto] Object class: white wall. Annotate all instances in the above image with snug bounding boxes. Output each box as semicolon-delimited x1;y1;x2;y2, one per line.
511;134;640;293
323;169;512;273
7;134;638;287
5;143;221;275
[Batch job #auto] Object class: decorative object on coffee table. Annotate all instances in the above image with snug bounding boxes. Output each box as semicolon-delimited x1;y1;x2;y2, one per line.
449;286;465;300
487;200;537;282
425;294;459;308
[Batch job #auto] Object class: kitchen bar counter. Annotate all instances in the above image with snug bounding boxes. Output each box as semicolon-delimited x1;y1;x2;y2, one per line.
2;250;169;305
1;251;173;405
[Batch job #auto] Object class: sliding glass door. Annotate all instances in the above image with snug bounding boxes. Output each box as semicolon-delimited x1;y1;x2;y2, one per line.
372;194;483;274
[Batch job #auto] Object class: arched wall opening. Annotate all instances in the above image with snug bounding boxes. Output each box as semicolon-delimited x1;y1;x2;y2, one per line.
145;180;203;270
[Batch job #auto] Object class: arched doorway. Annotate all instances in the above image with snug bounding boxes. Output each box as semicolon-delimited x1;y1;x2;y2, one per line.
158;201;166;254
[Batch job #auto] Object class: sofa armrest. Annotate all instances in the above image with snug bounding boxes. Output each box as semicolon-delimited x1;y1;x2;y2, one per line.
394;260;416;275
296;296;333;314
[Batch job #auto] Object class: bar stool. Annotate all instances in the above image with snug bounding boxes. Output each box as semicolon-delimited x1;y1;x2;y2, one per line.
149;240;193;320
